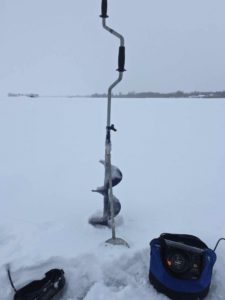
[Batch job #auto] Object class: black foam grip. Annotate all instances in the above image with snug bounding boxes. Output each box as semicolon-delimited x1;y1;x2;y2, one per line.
100;0;108;18
117;46;126;72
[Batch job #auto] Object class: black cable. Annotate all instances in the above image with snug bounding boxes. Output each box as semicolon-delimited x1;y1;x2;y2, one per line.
7;267;17;293
214;238;225;252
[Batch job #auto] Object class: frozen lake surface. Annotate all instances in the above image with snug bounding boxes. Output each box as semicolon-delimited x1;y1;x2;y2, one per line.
0;97;225;299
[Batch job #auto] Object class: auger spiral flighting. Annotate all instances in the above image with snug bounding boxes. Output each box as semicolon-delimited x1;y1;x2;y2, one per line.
89;160;122;227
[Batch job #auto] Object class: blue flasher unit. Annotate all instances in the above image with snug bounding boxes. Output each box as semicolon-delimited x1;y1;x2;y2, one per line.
149;233;217;300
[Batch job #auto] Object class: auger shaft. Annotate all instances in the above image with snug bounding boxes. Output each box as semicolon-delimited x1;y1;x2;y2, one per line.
100;0;128;246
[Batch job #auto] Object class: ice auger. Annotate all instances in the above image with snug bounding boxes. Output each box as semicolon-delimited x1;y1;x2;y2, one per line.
89;0;129;247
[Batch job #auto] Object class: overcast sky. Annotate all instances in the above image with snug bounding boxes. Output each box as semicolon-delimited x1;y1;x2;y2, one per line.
1;0;225;95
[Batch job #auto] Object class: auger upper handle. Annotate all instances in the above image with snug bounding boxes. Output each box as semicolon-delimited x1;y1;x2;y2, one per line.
100;0;108;18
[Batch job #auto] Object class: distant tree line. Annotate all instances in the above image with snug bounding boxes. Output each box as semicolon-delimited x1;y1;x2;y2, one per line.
8;90;225;99
91;90;225;99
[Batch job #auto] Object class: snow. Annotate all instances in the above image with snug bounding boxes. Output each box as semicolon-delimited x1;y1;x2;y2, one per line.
0;97;225;299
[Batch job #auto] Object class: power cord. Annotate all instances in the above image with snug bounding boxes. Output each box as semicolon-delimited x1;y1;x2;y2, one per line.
214;238;225;252
7;266;17;293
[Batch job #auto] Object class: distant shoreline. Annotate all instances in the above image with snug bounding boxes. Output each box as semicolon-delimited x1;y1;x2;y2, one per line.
7;90;225;99
90;91;225;99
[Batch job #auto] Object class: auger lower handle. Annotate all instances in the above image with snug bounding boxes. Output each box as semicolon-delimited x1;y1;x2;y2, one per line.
117;46;126;72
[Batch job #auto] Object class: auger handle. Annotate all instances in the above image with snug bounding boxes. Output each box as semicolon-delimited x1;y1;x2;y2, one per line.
117;46;126;72
100;0;108;18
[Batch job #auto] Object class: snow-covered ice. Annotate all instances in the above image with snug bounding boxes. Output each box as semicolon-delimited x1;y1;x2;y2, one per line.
0;97;225;299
